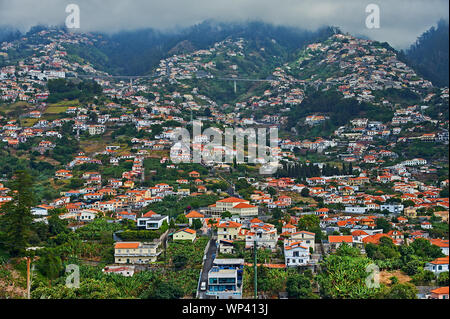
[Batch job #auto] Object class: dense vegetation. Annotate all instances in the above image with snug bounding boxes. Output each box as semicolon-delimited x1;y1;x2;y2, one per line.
47;79;102;103
62;21;335;76
406;19;449;87
287;90;394;138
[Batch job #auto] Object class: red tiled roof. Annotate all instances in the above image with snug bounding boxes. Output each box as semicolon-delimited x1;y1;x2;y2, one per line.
217;197;247;203
114;242;139;249
328;235;353;243
431;287;449;295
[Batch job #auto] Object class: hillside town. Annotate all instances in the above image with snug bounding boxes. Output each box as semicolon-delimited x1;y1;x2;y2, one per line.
0;27;448;300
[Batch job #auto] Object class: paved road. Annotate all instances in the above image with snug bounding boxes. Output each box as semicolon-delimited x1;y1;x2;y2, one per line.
197;238;217;299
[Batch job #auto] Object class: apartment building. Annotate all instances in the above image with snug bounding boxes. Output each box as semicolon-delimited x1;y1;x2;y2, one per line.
114;242;161;264
206;258;244;299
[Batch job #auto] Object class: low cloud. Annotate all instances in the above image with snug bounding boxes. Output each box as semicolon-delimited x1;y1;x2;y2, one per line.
0;0;448;48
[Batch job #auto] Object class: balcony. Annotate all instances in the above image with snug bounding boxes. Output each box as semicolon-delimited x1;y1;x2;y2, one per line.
115;251;161;257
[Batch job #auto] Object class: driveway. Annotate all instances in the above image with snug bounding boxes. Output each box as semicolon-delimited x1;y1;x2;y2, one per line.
197;238;217;299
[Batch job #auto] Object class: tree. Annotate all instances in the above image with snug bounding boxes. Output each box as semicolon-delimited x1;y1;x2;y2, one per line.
267;187;277;196
437;271;449;286
402;258;423;276
377;237;400;259
317;253;378;298
300;187;310;197
175;214;188;224
48;214;69;236
286;272;313;299
143;279;184;299
402;200;415;208
271;208;283;220
38;251;62;284
192;219;203;230
383;283;418;299
221;211;232;219
0;170;35;256
376;217;392;233
297;214;320;231
32;278;122;298
410;238;444;259
335;243;360;257
439;187;449;198
172;254;188;269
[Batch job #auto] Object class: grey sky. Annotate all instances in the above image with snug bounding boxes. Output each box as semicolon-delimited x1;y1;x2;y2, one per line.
0;0;448;48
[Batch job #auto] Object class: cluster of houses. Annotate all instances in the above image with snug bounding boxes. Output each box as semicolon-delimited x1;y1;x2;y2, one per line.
0;28;448;300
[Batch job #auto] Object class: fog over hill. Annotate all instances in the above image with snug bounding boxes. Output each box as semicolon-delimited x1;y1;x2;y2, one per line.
0;0;448;49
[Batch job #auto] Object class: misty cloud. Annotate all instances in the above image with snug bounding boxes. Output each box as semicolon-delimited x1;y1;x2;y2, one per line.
0;0;448;48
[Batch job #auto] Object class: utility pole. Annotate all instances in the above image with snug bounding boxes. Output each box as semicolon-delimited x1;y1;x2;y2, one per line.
254;240;257;299
26;256;31;299
163;235;167;269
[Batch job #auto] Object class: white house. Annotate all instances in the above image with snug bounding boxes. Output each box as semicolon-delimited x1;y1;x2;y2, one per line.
380;204;404;214
424;257;449;275
245;222;277;250
137;211;169;230
31;205;51;216
421;221;433;229
284;241;310;267
285;231;316;252
345;206;367;214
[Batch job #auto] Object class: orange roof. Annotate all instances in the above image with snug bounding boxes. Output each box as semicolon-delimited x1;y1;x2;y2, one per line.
352;230;368;236
114;242;139;249
362;233;389;245
217;220;242;228
431;287;449;295
233;203;256;209
328;235;353;243
217;197;247;203
429;257;449;265
177;228;196;234
142;210;157;217
185;210;204;218
296;230;316;236
250;218;263;223
337;220;354;227
429;239;449;248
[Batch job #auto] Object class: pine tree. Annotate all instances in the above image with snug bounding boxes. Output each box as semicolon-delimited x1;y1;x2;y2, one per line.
0;170;35;256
